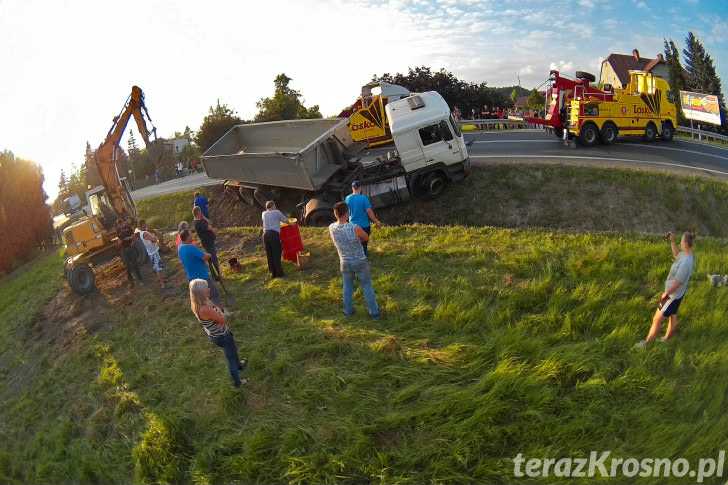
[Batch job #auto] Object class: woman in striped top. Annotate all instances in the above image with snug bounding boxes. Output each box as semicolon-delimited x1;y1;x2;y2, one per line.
189;279;249;387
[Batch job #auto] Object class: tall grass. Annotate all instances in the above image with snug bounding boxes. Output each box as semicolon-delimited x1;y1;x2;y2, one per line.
2;223;728;484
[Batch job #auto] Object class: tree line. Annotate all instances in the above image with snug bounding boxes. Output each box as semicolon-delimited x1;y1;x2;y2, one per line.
0;151;54;274
664;31;726;130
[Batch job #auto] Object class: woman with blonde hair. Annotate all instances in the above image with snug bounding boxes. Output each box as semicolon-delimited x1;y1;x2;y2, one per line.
189;278;249;387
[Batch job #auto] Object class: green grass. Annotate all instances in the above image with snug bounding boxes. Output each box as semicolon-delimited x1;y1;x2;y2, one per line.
2;221;728;483
381;164;728;238
136;187;216;230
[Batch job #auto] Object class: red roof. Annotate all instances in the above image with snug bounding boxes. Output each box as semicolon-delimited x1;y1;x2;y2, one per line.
603;53;665;86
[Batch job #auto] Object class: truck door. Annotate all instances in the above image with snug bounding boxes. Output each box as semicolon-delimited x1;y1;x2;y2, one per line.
418;119;463;167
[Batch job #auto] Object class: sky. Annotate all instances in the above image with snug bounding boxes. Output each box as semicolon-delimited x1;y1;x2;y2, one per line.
2;0;727;203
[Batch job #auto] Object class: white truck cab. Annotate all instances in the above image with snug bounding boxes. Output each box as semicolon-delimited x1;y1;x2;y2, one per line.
387;91;469;173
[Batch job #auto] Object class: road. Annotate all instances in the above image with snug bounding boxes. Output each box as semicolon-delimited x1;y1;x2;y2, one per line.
464;129;728;181
130;130;728;201
131;171;224;201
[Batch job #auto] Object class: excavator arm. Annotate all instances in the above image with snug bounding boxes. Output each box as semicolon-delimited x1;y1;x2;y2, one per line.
94;86;162;222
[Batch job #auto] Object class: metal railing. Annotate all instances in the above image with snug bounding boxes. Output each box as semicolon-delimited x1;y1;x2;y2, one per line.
458;119;728;145
677;126;728;144
458;118;530;129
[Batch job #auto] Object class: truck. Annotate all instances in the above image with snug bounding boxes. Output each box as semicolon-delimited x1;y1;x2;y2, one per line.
531;70;677;146
202;91;470;226
338;81;411;146
63;86;165;294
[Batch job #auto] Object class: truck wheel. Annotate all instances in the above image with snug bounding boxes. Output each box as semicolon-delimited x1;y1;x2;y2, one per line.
553;128;564;139
132;239;148;266
253;188;275;208
578;123;599;147
238;187;255;205
575;71;596;82
600;122;618;145
68;264;95;295
420;172;449;200
309;211;336;227
661;123;674;141
643;123;657;142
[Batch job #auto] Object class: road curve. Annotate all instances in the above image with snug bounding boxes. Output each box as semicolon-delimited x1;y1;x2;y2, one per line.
131;130;728;201
464;130;728;181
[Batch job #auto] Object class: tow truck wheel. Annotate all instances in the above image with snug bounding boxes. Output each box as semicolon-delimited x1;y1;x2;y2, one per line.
643;123;657;142
600;122;618;145
68;264;95;295
661;123;675;142
575;71;596;83
578;123;599;147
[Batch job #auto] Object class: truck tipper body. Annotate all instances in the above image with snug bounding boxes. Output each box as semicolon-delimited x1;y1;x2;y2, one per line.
202;91;470;226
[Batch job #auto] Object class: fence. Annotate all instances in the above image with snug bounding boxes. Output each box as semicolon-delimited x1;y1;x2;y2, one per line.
677;126;728;144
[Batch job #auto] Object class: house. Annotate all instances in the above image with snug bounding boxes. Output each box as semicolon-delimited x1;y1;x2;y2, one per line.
600;49;669;89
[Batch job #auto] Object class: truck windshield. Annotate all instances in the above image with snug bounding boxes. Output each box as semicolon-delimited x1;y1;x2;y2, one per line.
449;115;462;137
419;121;454;146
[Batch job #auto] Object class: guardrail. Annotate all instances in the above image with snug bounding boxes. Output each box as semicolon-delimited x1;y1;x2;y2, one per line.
677;126;728;144
459;120;728;145
458;119;530;129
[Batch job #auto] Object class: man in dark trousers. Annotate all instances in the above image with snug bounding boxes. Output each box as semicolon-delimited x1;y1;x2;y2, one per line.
344;180;381;256
193;206;220;279
262;200;288;278
117;218;144;287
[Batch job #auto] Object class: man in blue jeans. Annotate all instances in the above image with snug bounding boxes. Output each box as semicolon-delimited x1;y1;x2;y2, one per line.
328;201;380;318
344;180;381;256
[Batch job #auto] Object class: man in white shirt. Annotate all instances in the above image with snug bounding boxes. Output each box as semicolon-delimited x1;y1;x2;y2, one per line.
262;200;288;278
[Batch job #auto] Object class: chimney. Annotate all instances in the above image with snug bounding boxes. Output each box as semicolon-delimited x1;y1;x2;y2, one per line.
657;53;664;62
633;49;640;61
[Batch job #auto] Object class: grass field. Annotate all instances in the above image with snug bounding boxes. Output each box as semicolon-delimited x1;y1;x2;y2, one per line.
2;165;728;484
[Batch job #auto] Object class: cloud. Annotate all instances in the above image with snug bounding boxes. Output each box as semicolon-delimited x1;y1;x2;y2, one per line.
635;1;648;9
550;61;576;75
710;18;728;42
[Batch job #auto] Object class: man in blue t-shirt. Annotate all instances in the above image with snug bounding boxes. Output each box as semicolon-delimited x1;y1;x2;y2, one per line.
178;229;226;313
344;180;381;256
193;192;210;219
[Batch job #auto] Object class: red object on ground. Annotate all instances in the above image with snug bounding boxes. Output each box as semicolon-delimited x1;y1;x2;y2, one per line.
280;219;304;262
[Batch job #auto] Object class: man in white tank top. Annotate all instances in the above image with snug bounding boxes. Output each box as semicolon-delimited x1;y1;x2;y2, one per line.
138;220;169;289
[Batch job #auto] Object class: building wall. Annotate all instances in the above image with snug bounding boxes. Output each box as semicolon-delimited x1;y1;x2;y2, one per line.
172;138;189;153
600;63;623;89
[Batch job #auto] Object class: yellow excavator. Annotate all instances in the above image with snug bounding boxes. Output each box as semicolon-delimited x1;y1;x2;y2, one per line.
63;86;165;294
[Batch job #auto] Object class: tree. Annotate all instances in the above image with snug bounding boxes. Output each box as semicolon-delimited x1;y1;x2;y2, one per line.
84;141;102;187
254;74;322;122
527;88;546;110
664;38;687;125
371;66;511;116
683;31;726;126
0;150;54;273
195;101;242;153
511;89;518;103
58;169;68;197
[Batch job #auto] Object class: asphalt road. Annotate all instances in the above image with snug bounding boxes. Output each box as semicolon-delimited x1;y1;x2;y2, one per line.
464;129;728;181
130;129;728;202
131;171;223;201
